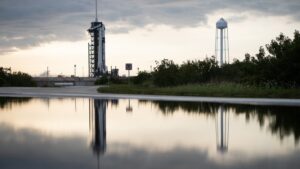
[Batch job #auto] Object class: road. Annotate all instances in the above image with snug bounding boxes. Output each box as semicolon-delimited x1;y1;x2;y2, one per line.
0;86;300;106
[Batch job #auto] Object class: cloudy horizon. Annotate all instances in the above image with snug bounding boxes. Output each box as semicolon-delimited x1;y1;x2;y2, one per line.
1;0;300;76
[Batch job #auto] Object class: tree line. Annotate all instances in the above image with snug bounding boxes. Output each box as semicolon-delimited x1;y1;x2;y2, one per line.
0;68;36;87
133;30;300;88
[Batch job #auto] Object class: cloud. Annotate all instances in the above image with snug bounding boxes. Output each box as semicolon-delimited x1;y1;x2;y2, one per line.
0;0;299;53
0;0;92;53
1;123;300;169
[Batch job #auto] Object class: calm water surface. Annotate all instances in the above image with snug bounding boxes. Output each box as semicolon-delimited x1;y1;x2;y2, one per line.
0;97;300;169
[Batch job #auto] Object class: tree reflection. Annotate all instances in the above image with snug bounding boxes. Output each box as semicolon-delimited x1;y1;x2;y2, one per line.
139;100;220;116
234;105;300;142
0;97;31;109
142;100;300;143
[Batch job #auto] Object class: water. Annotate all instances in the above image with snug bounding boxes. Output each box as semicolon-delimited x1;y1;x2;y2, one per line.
0;97;300;169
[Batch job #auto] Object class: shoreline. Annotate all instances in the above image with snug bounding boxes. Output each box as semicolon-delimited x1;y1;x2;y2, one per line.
0;86;300;107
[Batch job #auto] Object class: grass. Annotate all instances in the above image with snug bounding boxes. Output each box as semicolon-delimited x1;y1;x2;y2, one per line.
98;83;300;98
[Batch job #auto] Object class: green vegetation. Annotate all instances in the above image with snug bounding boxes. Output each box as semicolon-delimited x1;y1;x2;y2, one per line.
95;75;130;85
98;31;300;98
0;67;36;87
98;83;300;98
95;74;109;85
149;30;300;87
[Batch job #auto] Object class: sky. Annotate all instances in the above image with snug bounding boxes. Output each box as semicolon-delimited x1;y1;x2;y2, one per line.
0;0;300;76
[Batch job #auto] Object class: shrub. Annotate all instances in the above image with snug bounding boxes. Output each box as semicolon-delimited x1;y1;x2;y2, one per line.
0;68;36;87
153;59;180;87
95;75;109;85
133;71;152;85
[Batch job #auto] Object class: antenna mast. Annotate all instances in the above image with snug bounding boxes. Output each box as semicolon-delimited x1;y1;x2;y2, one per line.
95;0;98;21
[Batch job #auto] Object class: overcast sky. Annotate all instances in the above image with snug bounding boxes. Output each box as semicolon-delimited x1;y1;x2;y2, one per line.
1;0;300;76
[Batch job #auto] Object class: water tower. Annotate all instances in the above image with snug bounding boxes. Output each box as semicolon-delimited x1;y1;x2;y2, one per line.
88;0;106;77
215;18;229;66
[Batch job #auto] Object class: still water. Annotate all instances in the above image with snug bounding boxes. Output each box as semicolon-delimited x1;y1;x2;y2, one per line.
0;97;300;169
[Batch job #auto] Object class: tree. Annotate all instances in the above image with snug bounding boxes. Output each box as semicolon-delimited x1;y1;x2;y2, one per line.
153;59;179;86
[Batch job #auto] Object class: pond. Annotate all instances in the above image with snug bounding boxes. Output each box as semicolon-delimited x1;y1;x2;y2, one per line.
0;97;300;169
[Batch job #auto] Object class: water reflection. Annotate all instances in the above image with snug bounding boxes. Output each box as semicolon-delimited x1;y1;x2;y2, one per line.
110;99;119;107
142;100;300;144
216;105;229;153
0;97;300;169
126;99;133;113
0;97;31;109
234;105;300;142
89;99;107;155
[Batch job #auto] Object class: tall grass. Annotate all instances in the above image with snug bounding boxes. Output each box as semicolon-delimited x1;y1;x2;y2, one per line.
98;83;300;98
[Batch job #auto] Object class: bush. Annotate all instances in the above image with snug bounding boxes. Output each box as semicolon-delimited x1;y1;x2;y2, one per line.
0;77;7;87
111;77;127;84
7;72;36;87
152;58;218;87
153;59;180;87
133;71;152;85
0;68;36;87
95;75;109;85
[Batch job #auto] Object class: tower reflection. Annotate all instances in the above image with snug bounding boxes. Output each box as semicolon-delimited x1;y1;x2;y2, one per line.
216;105;229;153
126;99;133;113
89;99;107;156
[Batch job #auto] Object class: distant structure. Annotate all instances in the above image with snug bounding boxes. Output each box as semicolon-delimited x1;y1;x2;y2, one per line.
111;68;119;78
88;0;106;77
216;105;229;153
215;18;229;66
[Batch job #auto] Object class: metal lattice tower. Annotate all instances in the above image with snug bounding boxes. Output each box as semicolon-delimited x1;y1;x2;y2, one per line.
88;0;106;77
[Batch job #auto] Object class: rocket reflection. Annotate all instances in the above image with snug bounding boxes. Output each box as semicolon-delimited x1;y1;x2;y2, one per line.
89;99;107;156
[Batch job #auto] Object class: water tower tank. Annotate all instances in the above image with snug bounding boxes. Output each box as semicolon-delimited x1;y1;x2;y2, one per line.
216;18;228;29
